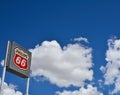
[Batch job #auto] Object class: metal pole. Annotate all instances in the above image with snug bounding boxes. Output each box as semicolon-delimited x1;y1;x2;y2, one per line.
26;78;30;95
0;41;10;92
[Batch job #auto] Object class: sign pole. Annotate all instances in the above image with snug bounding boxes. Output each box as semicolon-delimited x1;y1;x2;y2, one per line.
0;41;10;92
26;78;30;95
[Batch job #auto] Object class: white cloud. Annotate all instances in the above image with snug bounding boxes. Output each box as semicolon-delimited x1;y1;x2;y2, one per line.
73;37;89;43
30;39;93;87
100;38;120;94
0;61;23;95
56;84;103;95
0;80;22;95
0;60;4;66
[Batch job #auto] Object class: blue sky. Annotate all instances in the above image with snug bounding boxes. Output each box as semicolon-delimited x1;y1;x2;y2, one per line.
1;0;120;95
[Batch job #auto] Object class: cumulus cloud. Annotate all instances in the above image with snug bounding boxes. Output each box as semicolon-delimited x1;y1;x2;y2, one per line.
30;39;93;87
0;80;22;95
100;37;120;94
73;37;89;43
56;84;103;95
0;61;23;95
0;60;4;67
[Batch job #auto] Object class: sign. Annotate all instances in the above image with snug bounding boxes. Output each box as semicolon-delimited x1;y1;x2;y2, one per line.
13;48;29;70
6;41;31;78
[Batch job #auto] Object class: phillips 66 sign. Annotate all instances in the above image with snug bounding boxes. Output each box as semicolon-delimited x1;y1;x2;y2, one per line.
6;41;31;78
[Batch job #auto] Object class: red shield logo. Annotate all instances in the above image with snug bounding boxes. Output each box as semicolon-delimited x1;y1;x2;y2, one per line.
13;48;29;70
